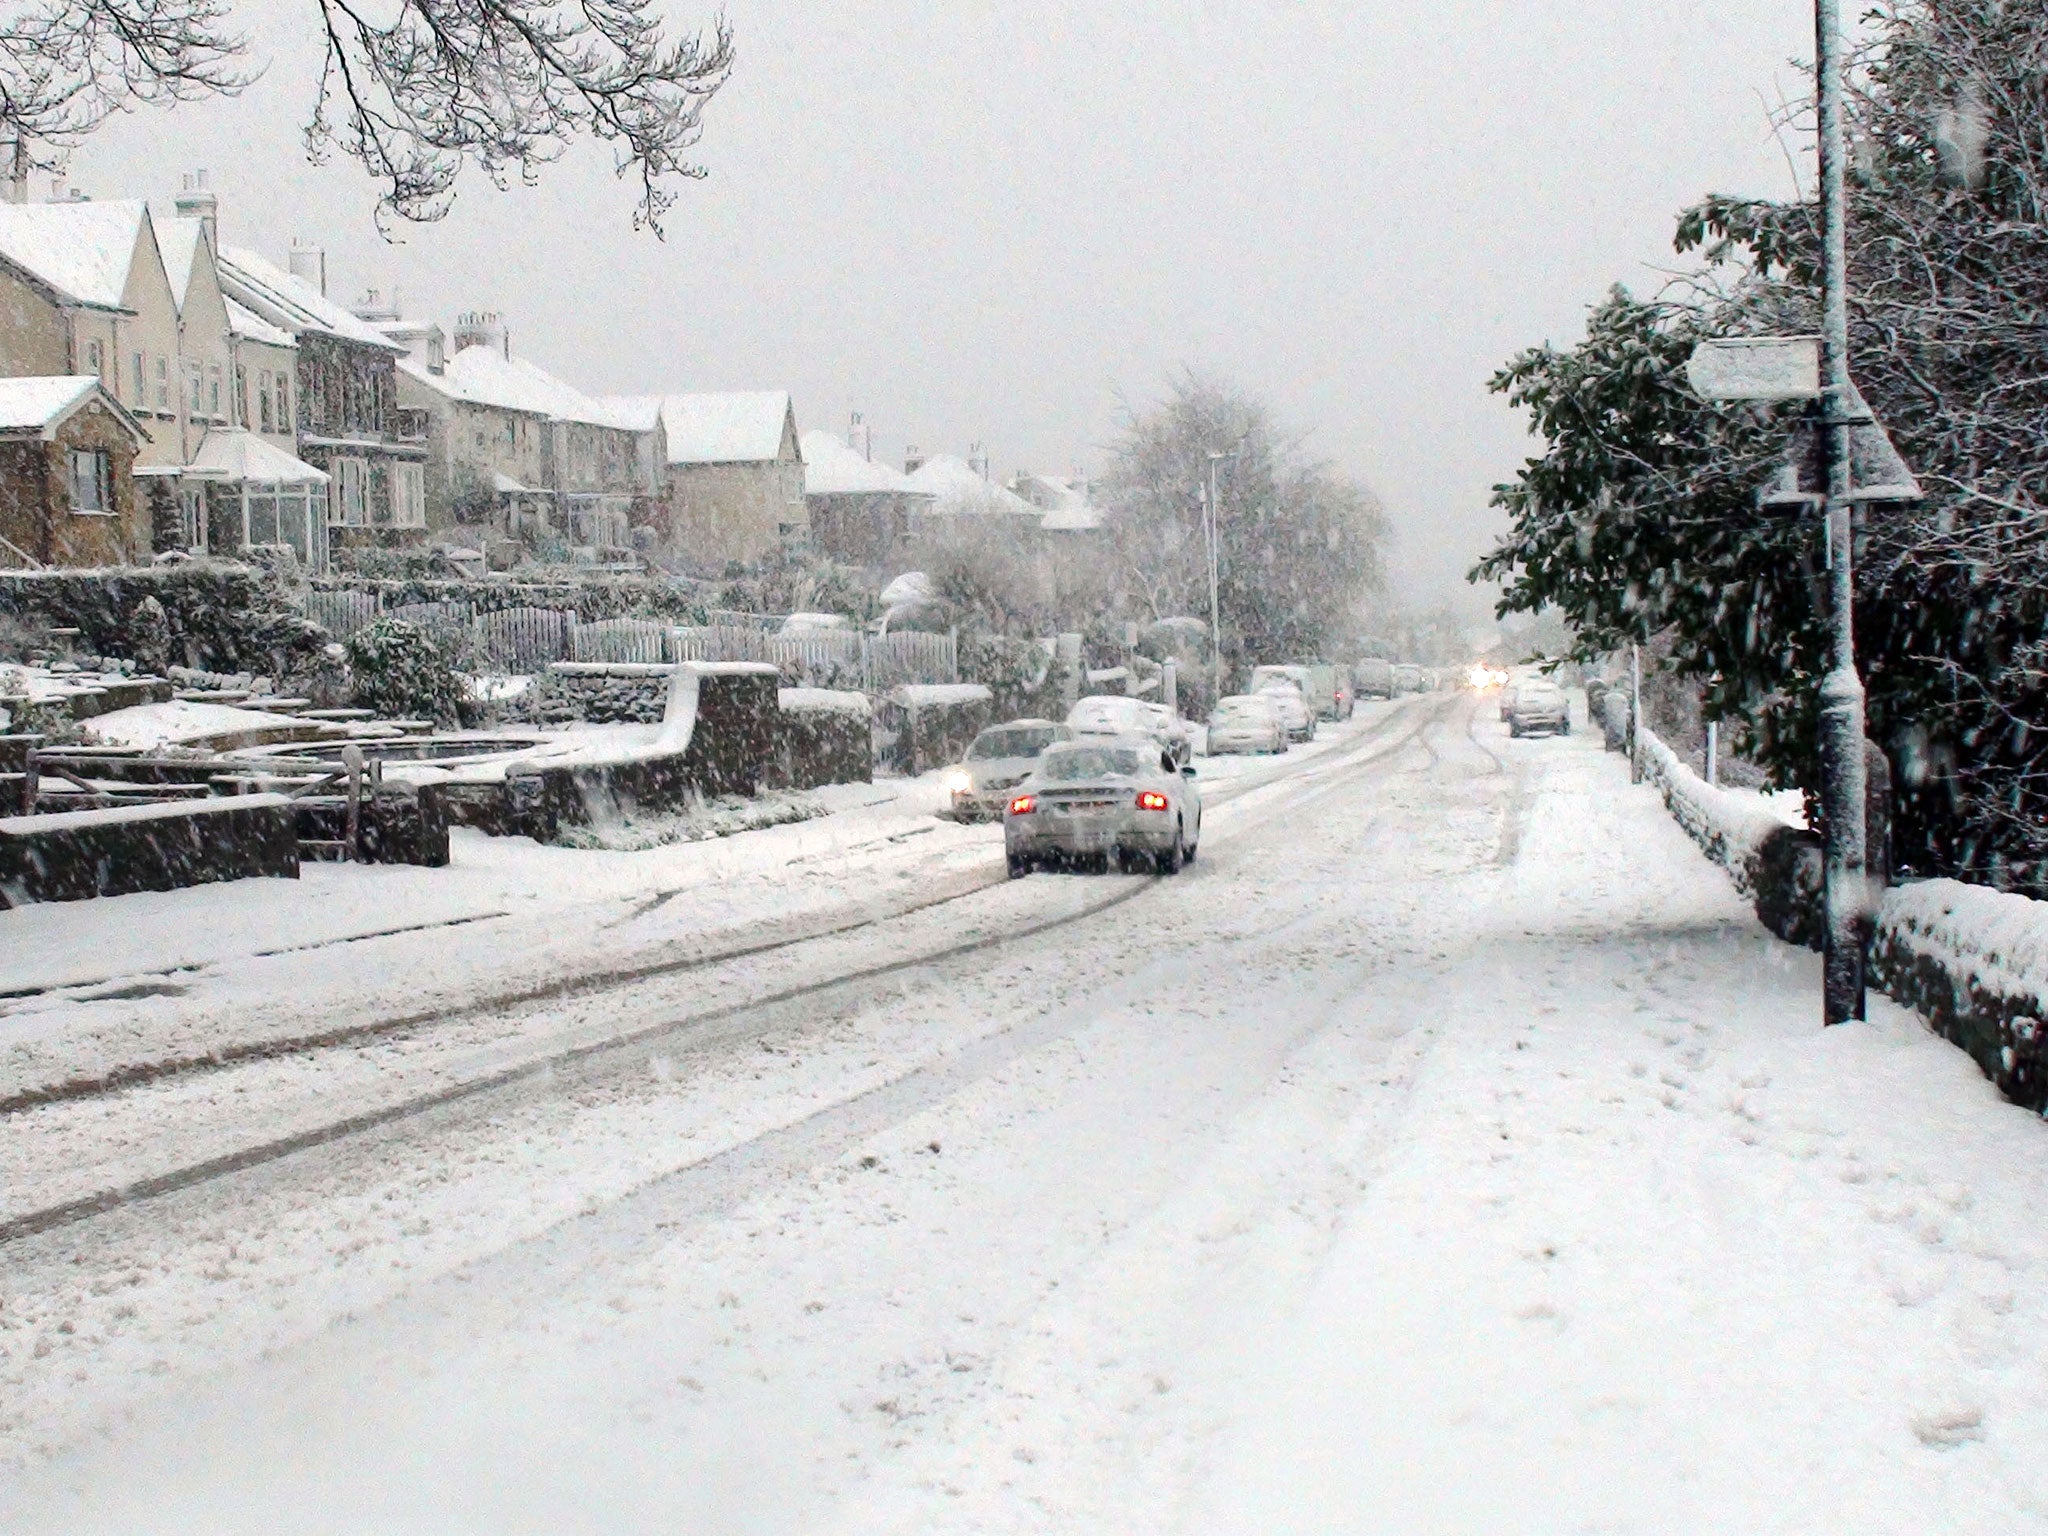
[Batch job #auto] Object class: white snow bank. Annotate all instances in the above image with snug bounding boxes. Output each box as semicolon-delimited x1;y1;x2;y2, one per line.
778;688;870;718
1878;879;2048;1010
81;701;327;750
889;683;990;708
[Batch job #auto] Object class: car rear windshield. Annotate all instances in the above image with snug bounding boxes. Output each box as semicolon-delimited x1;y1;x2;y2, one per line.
1214;699;1272;722
1070;700;1141;729
969;727;1058;760
1039;747;1145;782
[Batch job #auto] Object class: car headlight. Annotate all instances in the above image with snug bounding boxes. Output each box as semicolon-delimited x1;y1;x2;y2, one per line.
943;768;974;796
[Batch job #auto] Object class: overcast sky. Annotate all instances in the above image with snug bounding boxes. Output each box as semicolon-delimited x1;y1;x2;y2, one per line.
72;0;1807;612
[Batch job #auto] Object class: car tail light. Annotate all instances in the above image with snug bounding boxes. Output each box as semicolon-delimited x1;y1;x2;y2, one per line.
1008;794;1036;815
1136;790;1169;811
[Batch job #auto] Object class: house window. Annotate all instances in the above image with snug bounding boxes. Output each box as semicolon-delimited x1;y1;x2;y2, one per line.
329;457;368;526
389;462;425;528
85;340;105;379
131;352;144;407
235;364;247;428
186;362;202;415
208;364;222;419
67;449;112;515
259;372;274;434
155;356;168;412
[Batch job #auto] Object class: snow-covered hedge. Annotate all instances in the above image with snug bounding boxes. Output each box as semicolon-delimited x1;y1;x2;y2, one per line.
1872;880;2048;1108
771;688;872;790
1636;725;1822;946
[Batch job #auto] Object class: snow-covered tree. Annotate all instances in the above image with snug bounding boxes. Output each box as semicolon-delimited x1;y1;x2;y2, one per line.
1100;374;1387;668
1476;1;2048;892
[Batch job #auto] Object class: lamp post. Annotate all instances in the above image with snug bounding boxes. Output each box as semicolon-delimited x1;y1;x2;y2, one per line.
1815;0;1868;1024
1204;448;1237;707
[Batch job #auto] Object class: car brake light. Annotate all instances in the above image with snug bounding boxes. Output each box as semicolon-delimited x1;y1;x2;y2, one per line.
1136;790;1169;811
1008;794;1036;815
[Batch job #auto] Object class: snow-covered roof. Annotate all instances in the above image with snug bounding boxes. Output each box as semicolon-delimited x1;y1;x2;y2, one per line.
217;246;402;351
648;392;795;465
415;343;620;428
189;428;329;485
588;395;664;433
801;430;925;496
905;455;1041;517
224;296;296;350
157;216;207;310
0;199;148;311
1013;473;1104;531
0;376;142;441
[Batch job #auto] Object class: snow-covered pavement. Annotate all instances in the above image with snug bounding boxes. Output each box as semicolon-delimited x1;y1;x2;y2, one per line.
2;695;2044;1533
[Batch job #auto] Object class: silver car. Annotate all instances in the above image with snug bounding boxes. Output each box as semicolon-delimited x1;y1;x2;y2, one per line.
1508;680;1571;737
1207;693;1287;755
1003;735;1202;877
1067;694;1192;768
942;719;1073;821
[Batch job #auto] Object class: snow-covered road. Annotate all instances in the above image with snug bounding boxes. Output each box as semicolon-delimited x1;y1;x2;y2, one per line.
2;694;2045;1533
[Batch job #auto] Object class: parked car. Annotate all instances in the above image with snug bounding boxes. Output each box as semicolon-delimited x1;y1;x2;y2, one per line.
1067;694;1192;767
1354;658;1395;700
1004;735;1202;876
1508;679;1571;737
941;718;1073;821
1392;663;1424;695
1306;663;1354;720
1254;678;1316;743
1249;665;1332;722
1206;693;1287;755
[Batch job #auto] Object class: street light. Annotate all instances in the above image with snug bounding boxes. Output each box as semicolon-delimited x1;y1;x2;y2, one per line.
1683;1;1910;1025
1814;0;1869;1024
1204;448;1237;708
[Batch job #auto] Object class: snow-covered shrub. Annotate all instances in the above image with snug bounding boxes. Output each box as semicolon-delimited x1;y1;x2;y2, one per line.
345;618;465;726
772;689;872;789
958;633;1070;721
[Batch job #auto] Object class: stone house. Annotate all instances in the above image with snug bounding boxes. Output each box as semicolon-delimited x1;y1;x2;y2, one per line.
800;428;931;571
217;243;424;559
0;376;150;567
396;314;660;562
603;391;804;570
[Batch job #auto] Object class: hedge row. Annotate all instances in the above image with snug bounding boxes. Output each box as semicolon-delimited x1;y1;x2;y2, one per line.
0;564;328;676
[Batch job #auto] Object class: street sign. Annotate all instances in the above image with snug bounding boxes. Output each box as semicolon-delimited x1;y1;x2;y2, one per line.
1758;381;1923;511
1686;336;1822;402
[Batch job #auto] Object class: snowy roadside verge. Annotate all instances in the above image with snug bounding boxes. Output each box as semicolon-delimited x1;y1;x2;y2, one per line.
1639;721;2048;1112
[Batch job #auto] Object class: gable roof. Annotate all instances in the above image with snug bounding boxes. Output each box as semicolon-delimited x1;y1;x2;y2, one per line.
0;200;151;311
644;392;795;465
157;217;205;310
800;430;924;496
217;246;401;351
0;376;147;442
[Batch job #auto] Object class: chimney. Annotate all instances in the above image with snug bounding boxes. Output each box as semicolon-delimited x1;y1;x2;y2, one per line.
452;311;509;360
288;242;327;297
904;445;924;475
174;170;218;251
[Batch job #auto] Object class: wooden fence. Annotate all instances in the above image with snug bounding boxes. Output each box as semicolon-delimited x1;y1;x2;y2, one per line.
298;589;958;688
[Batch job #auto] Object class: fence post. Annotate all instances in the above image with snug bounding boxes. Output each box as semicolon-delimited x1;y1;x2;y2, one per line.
1629;643;1642;785
342;745;364;862
20;747;38;814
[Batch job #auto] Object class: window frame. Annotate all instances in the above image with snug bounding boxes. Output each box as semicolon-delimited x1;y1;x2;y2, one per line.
67;448;113;517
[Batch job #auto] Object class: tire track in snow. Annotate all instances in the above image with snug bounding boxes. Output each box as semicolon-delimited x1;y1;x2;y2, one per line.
0;700;1450;1248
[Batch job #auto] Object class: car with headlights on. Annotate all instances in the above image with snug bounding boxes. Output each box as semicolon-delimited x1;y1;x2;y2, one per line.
941;718;1073;821
1508;678;1571;737
1206;693;1287;755
1067;694;1192;767
1003;735;1202;877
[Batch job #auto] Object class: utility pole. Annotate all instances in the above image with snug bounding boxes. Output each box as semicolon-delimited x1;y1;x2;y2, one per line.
1205;449;1236;707
1816;0;1868;1023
